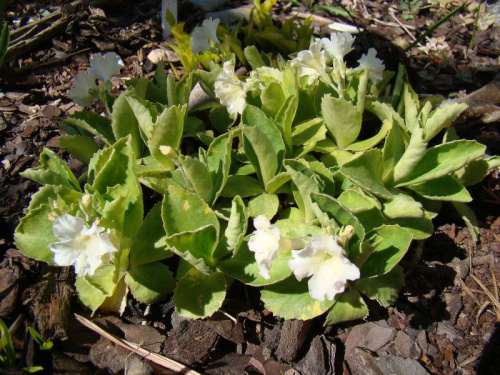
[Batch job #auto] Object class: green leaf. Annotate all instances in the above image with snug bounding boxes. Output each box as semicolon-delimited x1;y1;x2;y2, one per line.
275;95;298;152
242;105;286;164
111;93;144;157
311;193;365;246
248;193;279;219
383;192;425;219
61;110;115;145
129;203;171;267
408;175;472;202
75;265;118;312
209;105;235;133
88;136;143;237
340;149;393;199
15;205;56;263
395;140;486;186
174;268;226;318
261;277;335;320
21;148;81;191
355;265;404;307
220;175;265;197
148;104;186;169
166;226;218;271
162;184;219;234
266;172;292;194
346;119;391;151
322;94;361;149
218;238;293;286
338;188;386;232
285;160;322;223
391;125;426;184
361;225;412;278
27;184;83;211
243;126;278;188
126;262;175;303
0;318;16;368
244;45;266;69
58;135;99;164
423;102;467;142
403;80;420;133
125;95;158;142
454;159;489;187
261;81;286;118
225;196;248;253
179;155;213;204
324;290;368;326
291;118;326;156
207;132;233;203
388;215;433;240
382;120;407;183
452;202;479;242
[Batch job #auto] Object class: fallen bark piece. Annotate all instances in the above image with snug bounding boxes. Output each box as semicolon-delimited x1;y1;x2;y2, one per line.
204;353;252;375
294;335;336;375
346;347;384;375
275;320;313;362
345;321;397;358
374;354;430;375
164;320;219;366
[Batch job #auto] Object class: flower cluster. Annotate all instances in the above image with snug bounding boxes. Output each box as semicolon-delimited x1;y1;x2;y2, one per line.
49;214;118;278
68;52;124;107
248;215;360;302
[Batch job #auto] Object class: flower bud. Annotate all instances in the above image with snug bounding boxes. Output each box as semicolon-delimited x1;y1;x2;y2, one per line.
159;145;177;157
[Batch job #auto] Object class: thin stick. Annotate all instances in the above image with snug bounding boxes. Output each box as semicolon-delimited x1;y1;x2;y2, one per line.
74;314;201;375
470;274;500;321
388;7;417;41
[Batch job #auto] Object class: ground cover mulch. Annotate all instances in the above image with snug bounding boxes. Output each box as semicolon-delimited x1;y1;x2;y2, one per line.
0;0;499;374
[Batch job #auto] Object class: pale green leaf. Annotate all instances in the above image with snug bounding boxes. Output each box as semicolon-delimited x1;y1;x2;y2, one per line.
275;95;298;152
15;205;56;263
324;290;368;326
261;81;286;118
322;94;361;149
454;159;489;187
111;93;143;156
126;262;175;303
20;148;81;191
207;132;233;203
383;192;425;219
261;277;335;320
174;268;226;318
225;196;248;253
361;225;412;278
340;149;393;199
355;265;404;307
61;110;115;145
452;202;479;242
392;126;427;184
408;175;472;202
346;119;391;151
248;193;279;219
424;102;468;142
179;155;213;204
58;135;99;164
220;175;265;197
218;238;293;286
395;140;486;187
243;126;278;188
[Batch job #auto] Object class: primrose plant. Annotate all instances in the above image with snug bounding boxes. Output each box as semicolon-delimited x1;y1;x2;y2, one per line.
15;28;499;326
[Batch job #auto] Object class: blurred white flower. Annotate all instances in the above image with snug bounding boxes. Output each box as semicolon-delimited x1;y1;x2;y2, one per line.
328;22;362;34
49;214;118;278
191;18;220;54
291;40;327;85
288;235;360;301
68;52;123;107
214;61;248;116
88;52;124;82
321;32;355;61
248;215;281;279
355;48;385;83
68;71;98;107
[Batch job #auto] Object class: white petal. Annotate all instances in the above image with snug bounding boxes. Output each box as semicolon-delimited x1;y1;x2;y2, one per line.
88;52;124;82
68;71;97;107
321;32;355;61
254;215;271;230
50;241;80;266
53;214;84;241
356;48;385;83
328;22;362;34
288;244;328;281
214;61;248;116
191;18;220;54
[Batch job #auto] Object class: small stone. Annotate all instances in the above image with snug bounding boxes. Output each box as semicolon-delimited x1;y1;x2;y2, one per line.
90;337;130;373
416;330;428;353
345;321;397;357
436;322;461;342
294;335;335;375
120;323;165;353
393;331;422;359
204;353;252;375
443;293;463;324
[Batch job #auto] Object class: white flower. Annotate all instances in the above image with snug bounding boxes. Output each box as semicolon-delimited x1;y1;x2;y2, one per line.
288;235;360;301
88;52;124;82
68;71;98;107
191;18;220;54
248;215;281;279
321;32;355;61
49;214;118;278
214;61;248;116
291;40;327;85
355;48;385;83
328;22;362;34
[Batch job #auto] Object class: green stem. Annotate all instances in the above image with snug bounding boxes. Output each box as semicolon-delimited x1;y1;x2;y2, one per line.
469;0;484;50
404;1;468;52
